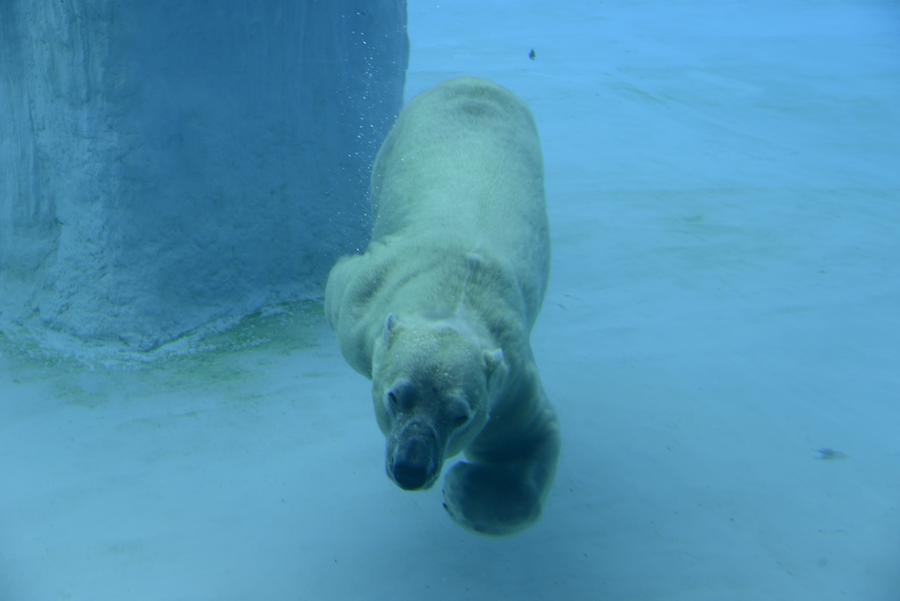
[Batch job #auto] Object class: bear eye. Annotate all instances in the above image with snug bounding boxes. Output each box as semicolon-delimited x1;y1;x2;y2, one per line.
385;380;414;413
448;402;472;428
451;412;470;428
386;390;400;412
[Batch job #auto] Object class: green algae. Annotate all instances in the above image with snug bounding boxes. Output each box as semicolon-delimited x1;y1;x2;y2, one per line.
0;300;327;407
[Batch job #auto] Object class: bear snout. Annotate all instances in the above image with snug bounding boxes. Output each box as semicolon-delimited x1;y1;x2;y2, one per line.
388;419;442;490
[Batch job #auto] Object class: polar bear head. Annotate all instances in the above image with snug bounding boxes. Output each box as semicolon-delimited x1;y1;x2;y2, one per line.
371;313;507;490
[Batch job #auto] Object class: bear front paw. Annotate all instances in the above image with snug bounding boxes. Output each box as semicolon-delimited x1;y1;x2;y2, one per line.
442;461;542;536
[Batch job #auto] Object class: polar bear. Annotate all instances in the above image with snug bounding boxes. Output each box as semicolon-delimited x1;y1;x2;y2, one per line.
325;77;559;535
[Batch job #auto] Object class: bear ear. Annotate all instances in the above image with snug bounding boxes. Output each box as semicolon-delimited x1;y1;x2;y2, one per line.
482;348;507;388
383;313;400;346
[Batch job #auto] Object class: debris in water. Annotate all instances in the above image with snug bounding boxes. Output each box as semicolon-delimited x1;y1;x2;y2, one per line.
815;448;848;461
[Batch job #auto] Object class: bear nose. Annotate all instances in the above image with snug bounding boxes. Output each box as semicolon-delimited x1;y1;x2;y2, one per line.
388;420;441;490
392;440;432;490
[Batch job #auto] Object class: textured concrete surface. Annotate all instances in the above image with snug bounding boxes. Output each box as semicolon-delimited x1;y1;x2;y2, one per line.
0;1;408;349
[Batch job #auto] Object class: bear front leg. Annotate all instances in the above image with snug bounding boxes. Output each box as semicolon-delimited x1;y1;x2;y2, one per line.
442;400;559;536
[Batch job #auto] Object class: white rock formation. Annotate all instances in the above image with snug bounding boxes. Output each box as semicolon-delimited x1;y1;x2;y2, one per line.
0;1;408;350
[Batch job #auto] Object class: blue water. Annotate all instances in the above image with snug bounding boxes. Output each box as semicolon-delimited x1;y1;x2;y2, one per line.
1;1;899;600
